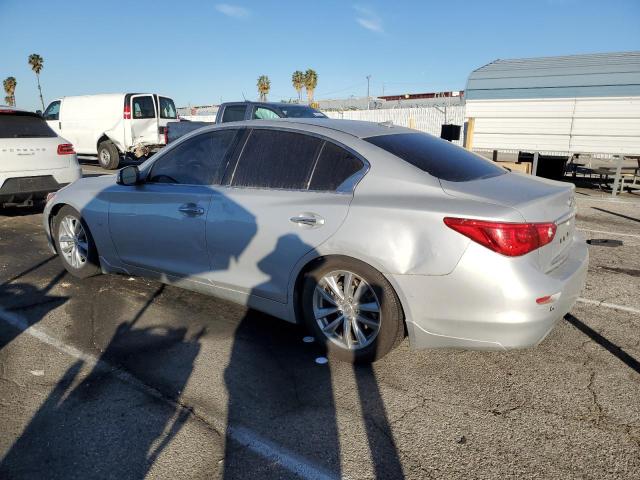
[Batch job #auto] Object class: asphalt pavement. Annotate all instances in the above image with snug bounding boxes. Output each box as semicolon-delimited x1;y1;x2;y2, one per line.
0;167;639;479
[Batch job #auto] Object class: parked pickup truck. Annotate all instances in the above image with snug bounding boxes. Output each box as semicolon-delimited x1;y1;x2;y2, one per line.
166;101;326;143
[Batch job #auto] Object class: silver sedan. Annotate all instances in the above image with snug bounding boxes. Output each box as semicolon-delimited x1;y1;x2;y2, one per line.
43;119;588;363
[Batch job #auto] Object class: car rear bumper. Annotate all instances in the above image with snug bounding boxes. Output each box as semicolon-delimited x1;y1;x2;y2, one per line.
392;232;589;351
0;167;82;203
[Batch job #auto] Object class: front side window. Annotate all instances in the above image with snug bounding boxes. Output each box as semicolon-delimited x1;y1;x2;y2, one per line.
309;142;363;191
148;130;238;185
253;107;280;120
231;129;322;189
221;105;246;123
43;101;60;121
365;132;506;182
158;97;177;119
132;96;156;119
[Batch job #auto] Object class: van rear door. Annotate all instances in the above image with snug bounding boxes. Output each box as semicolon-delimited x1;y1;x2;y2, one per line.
129;94;159;146
156;96;177;145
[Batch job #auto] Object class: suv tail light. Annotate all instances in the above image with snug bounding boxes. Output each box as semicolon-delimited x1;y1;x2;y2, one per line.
57;143;75;155
444;217;557;257
123;103;131;119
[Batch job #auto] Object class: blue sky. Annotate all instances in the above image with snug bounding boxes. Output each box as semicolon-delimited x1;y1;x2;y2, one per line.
1;0;639;110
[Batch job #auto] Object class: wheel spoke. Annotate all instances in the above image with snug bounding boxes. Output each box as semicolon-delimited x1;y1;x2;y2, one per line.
352;319;367;345
357;314;379;328
317;287;339;306
323;315;344;334
343;272;353;299
353;281;367;302
324;275;344;300
358;301;380;313
342;315;353;348
315;306;338;319
59;234;74;244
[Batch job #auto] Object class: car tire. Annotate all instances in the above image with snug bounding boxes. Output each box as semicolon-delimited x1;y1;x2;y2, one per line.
52;205;101;278
301;256;405;363
97;140;120;170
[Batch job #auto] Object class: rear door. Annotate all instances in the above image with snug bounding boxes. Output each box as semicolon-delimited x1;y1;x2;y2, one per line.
156;95;177;144
205;128;365;303
0;111;69;172
43;101;62;136
130;94;159;145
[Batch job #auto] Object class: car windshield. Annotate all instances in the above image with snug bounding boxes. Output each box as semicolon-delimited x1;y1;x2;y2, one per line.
278;105;327;119
365;132;506;182
0;112;57;138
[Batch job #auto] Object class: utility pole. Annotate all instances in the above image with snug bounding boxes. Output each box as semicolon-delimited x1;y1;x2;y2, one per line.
366;75;371;110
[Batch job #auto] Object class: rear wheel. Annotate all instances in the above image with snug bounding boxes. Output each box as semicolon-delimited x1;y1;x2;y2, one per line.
97;140;120;169
52;206;101;278
301;257;405;363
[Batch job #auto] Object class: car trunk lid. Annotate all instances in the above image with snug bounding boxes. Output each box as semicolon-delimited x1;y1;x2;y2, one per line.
440;172;577;271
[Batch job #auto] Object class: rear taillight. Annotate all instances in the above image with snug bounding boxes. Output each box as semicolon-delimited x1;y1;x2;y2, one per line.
123;103;131;119
57;143;75;155
444;217;557;257
164;128;168;144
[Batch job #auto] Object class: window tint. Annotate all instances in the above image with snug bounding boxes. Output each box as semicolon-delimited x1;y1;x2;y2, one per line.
132;96;155;119
158;97;177;119
221;105;246;123
253;107;280;120
0;113;57;138
365;133;506;182
309;142;363;191
43;101;60;121
232;129;322;189
279;105;326;118
148;130;238;185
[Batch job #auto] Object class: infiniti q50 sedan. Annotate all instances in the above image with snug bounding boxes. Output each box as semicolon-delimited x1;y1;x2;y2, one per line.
43;119;588;363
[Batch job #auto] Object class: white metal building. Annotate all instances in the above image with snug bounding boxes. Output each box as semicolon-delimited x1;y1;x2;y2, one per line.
465;52;640;157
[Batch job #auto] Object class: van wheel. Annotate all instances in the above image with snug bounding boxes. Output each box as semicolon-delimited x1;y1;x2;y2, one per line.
52;205;101;278
97;140;120;169
301;256;405;364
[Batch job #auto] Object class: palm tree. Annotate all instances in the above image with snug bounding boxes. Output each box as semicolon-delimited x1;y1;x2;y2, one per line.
3;77;17;106
291;71;305;103
257;75;271;102
28;53;45;110
304;69;318;105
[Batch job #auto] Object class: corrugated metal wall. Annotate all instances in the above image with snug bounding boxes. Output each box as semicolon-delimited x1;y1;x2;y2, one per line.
466;97;640;155
325;106;466;146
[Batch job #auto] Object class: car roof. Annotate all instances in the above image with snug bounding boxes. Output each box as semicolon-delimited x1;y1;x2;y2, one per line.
248;118;414;139
222;101;318;108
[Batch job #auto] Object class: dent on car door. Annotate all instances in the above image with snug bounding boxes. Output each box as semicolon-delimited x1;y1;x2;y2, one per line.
108;129;241;278
206;128;365;303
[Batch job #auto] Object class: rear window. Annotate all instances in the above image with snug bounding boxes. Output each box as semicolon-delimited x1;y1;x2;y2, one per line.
279;105;326;118
221;105;246;123
0;113;57;138
365;132;506;182
158;97;177;119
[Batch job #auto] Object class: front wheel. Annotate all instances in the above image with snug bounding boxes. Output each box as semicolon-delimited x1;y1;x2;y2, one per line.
301;257;405;363
97;140;120;169
52;206;101;278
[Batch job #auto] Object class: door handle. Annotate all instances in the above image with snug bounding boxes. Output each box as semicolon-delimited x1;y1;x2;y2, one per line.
179;203;205;216
290;214;325;227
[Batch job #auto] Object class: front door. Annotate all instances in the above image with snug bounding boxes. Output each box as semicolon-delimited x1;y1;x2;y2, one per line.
130;94;159;146
205;128;365;303
108;129;240;278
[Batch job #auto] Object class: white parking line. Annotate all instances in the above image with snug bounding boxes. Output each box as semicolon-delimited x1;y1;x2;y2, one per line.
0;308;338;480
578;228;640;239
577;298;640;315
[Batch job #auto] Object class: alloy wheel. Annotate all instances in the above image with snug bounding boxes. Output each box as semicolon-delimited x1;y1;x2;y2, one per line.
58;215;89;269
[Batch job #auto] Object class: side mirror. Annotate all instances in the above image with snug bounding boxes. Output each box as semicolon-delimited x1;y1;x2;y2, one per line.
117;165;140;186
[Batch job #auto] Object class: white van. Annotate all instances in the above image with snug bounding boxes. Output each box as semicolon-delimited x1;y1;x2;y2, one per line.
42;93;177;169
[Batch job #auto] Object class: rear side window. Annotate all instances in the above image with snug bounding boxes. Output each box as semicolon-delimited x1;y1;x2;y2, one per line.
309;142;363;191
365;132;506;182
0;113;57;138
149;130;238;185
158;97;177;119
132;96;156;119
232;129;322;189
221;105;246;123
